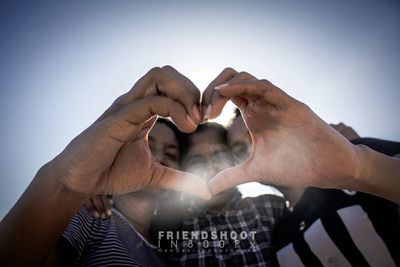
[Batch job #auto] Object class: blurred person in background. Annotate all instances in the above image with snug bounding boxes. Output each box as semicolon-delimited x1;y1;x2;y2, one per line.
151;122;287;266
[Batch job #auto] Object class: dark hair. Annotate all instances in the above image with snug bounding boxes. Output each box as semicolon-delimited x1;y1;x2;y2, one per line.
180;122;228;160
234;107;241;119
226;108;242;128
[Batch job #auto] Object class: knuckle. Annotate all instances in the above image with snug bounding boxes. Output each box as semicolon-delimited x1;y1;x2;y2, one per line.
162;65;174;70
111;93;127;106
260;78;271;85
222;67;237;75
238;71;250;78
297;101;310;111
147;66;163;78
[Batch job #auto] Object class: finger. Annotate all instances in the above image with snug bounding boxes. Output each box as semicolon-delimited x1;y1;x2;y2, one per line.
98;66;202;125
106;95;198;142
150;163;212;200
161;66;201;104
100;195;112;217
91;197;105;219
231;96;248;108
83;199;98;218
214;79;291;108
206;94;230;120
208;71;256;119
201;67;238;117
128;66;201;122
208;164;255;195
159;65;202;123
89;200;100;219
138;116;158;137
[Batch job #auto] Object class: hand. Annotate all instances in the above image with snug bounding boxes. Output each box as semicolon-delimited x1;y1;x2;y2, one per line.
51;66;210;199
205;69;362;194
84;195;113;219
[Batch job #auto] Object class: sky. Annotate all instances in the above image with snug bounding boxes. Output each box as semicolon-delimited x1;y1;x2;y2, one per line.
0;0;399;219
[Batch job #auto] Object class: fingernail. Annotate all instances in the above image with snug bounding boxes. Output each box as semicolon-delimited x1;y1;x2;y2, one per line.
106;209;112;217
203;104;212;121
93;211;100;219
186;114;197;128
192;105;202;122
215;83;229;90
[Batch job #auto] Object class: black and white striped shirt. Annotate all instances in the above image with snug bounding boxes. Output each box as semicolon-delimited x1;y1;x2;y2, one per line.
273;138;400;267
273;188;400;267
62;207;165;267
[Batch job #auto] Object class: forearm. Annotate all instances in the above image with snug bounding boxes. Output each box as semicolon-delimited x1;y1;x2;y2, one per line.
0;161;89;266
353;145;400;203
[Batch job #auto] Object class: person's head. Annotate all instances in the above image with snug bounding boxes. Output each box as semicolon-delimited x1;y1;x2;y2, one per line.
181;122;233;180
181;122;236;206
118;117;187;203
227;109;252;164
148;118;185;170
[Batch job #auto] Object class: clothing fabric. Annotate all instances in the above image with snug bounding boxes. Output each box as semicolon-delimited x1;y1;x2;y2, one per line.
153;190;287;267
272;138;400;267
273;188;400;267
62;207;165;267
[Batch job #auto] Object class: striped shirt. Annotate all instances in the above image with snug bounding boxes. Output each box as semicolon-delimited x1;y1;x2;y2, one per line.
62;207;166;267
273;188;400;267
273;137;400;267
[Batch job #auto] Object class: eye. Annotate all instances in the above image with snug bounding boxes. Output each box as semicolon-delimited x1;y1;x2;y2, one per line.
165;152;178;162
164;147;178;162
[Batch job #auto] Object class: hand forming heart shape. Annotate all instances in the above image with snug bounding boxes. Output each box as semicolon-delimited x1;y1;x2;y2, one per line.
52;66;365;202
2;66;399;267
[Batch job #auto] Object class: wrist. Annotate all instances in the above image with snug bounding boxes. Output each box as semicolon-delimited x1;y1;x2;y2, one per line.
352;144;370;180
39;159;91;202
350;144;376;191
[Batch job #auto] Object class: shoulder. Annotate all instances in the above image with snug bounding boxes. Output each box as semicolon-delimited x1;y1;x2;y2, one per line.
62;207;112;254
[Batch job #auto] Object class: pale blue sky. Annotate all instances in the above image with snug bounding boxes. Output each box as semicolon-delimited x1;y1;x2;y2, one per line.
1;0;399;219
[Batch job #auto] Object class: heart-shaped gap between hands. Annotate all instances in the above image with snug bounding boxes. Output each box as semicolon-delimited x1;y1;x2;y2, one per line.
56;66;362;203
145;67;361;201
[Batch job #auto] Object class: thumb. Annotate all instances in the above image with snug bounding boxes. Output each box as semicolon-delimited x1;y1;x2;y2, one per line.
208;162;255;195
151;164;212;200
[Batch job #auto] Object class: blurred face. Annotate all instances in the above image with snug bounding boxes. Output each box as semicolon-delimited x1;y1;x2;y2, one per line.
182;127;235;206
182;128;233;181
228;116;251;164
148;122;180;170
